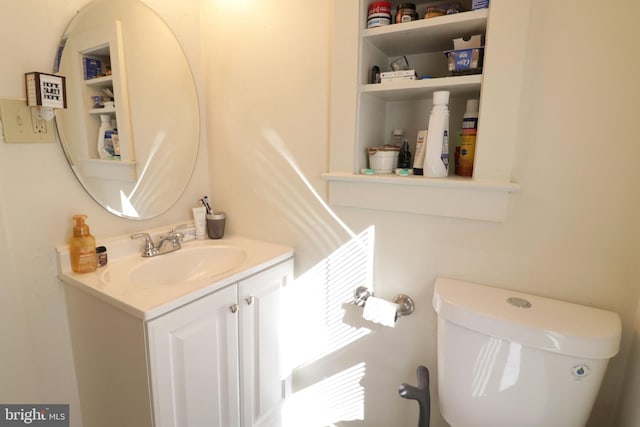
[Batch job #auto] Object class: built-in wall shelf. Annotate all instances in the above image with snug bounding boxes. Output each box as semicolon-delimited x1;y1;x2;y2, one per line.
328;1;531;222
322;172;519;222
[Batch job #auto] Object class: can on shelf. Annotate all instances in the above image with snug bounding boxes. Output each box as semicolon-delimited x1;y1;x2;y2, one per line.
367;1;392;28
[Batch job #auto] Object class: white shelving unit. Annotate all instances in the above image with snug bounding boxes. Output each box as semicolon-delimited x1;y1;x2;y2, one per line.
326;0;531;222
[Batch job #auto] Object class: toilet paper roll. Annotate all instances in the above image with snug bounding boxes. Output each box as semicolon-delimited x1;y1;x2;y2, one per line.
363;296;399;328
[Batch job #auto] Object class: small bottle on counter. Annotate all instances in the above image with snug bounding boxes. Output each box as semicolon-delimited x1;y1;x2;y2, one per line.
96;246;108;267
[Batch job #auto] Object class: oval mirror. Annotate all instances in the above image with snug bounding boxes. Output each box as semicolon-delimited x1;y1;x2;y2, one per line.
55;0;199;219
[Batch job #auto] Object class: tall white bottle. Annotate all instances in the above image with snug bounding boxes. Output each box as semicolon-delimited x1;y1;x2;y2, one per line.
424;91;450;177
97;114;112;159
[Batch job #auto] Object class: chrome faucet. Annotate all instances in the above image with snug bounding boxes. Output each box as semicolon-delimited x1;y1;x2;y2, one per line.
131;225;186;257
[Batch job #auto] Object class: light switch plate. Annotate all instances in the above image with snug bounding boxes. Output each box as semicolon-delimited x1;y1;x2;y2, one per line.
0;98;56;143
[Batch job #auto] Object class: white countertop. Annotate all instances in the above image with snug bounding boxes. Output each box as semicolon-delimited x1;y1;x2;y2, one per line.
57;233;293;320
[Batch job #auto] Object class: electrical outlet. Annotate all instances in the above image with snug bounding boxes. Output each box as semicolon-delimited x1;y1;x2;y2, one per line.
0;98;55;143
31;114;47;134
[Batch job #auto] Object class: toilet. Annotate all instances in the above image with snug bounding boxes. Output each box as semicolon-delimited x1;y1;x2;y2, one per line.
432;277;621;427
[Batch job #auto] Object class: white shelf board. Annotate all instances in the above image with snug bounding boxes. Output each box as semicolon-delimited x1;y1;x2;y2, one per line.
360;74;482;101
322;172;519;222
84;75;113;87
89;106;116;114
362;9;488;56
76;158;137;182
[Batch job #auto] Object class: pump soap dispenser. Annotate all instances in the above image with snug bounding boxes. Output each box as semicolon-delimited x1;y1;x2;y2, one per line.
70;214;97;273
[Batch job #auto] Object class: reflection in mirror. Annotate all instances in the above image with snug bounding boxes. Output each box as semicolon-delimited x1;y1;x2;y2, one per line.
56;0;199;219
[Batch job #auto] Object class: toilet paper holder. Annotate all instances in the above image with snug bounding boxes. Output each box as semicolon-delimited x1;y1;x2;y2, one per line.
353;286;415;317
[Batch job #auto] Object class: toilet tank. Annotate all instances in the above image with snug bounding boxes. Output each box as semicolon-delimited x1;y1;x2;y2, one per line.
432;277;621;427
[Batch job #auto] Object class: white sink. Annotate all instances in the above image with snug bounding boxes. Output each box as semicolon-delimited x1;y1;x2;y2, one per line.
57;233;293;319
102;245;246;288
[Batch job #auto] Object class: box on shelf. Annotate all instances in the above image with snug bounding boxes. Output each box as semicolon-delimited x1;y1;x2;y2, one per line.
446;34;484;76
380;70;417;82
444;48;484;75
381;76;417;82
83;58;101;80
380;70;416;78
453;34;482;50
472;0;489;10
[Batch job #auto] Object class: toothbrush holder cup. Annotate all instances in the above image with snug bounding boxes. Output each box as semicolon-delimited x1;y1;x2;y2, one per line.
206;212;226;239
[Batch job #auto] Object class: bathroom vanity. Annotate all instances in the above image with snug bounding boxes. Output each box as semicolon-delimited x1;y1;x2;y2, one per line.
57;231;293;427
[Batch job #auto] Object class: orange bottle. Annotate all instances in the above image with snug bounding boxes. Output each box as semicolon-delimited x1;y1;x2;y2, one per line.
70;214;97;273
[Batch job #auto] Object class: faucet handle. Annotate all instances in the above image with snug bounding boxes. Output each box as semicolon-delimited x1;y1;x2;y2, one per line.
131;233;157;257
170;224;188;242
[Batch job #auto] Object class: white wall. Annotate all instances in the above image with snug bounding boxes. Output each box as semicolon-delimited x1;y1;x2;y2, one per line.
2;0;640;426
204;1;640;427
0;1;208;425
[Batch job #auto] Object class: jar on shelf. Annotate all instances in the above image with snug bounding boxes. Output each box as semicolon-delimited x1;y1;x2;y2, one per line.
425;6;446;18
395;3;418;24
367;1;392;28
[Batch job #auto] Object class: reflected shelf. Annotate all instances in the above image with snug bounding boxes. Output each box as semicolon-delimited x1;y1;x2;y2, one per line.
84;75;113;87
76;158;137;182
89;106;116;114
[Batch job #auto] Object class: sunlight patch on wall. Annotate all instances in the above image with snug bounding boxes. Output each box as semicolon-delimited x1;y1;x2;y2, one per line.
258;127;374;424
282;226;374;372
282;362;366;427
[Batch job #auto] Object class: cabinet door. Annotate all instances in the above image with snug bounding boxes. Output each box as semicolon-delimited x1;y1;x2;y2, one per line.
147;284;240;427
239;260;293;427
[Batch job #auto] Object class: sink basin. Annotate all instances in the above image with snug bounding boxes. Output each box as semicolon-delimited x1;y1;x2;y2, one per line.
102;245;246;288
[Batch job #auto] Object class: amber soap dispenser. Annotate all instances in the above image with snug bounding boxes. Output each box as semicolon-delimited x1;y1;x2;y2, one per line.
70;214;97;273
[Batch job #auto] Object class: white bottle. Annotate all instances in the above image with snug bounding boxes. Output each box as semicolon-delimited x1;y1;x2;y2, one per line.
97;114;112;159
424;91;450;177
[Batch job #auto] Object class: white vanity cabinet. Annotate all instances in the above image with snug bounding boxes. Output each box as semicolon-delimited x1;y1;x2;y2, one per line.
62;249;293;427
147;260;292;427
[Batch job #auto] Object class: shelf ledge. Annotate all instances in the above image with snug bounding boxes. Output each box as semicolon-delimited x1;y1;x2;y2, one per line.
361;74;482;101
362;9;488;56
322;172;519;222
76;158;138;182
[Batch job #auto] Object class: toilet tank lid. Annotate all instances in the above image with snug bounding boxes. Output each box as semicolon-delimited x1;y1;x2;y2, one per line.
432;277;621;359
